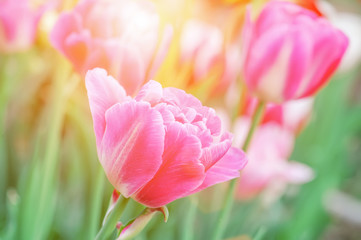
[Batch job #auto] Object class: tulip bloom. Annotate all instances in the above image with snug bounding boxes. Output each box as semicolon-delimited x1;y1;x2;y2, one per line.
233;119;314;200
241;1;348;103
0;0;45;52
86;68;247;208
51;0;172;95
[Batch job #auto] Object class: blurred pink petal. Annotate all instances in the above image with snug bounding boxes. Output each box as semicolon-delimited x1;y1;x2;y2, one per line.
234;120;313;200
282;161;315;184
179;19;241;95
319;1;361;71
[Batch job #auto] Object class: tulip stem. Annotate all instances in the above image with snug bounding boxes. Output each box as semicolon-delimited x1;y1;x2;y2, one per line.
0;55;11;223
211;100;266;240
182;198;197;240
87;167;106;239
95;195;130;240
242;101;266;152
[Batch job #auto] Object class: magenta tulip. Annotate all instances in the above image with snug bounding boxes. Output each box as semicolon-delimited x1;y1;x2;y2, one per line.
85;68;247;208
241;1;348;103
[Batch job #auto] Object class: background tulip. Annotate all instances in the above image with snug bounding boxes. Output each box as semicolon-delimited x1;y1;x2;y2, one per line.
51;0;172;95
178;19;242;96
233;119;314;200
86;68;247;208
241;0;349;103
0;0;45;52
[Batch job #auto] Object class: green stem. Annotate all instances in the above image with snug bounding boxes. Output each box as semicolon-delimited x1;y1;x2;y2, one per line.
0;93;7;224
211;100;266;240
0;54;13;224
88;168;106;239
182;198;197;240
242;101;266;152
253;227;267;240
95;195;130;240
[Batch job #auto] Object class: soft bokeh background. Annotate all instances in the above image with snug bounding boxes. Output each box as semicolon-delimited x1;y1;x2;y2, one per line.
0;0;361;239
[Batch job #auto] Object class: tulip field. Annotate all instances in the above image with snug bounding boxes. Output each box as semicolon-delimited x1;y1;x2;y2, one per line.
1;0;361;239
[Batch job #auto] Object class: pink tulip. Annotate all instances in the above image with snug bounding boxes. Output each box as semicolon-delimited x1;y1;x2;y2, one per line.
51;0;172;95
85;68;247;208
233;119;314;200
180;20;241;95
0;0;45;52
241;1;348;103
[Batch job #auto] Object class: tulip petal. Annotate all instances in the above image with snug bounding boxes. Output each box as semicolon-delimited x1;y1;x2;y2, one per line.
192;147;247;194
299;24;348;98
163;87;202;109
85;68;129;147
50;12;82;55
134;122;204;207
281;161;315;184
100;100;165;197
198;107;222;136
200;136;232;171
282;27;313;100
113;44;147;96
135;80;163;105
65;32;89;72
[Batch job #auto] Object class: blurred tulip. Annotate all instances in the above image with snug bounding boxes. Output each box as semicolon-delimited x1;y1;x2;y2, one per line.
241;1;348;103
51;0;172;95
245;97;313;134
179;19;242;96
233;119;314;200
0;0;46;52
85;68;247;208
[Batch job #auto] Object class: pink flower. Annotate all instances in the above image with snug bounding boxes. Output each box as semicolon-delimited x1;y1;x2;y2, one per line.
85;68;247;208
0;0;45;52
233;119;314;200
241;1;348;103
180;20;241;95
51;0;172;95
